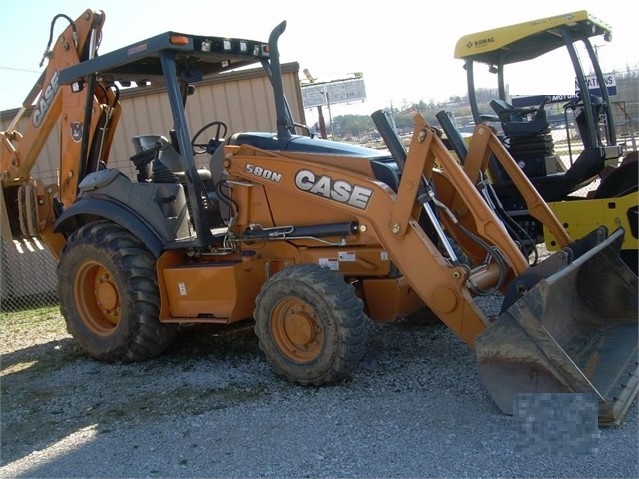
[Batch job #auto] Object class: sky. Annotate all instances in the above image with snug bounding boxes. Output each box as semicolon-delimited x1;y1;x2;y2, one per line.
0;0;636;121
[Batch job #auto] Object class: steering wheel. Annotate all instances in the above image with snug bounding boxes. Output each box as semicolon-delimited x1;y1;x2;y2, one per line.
292;122;314;137
528;95;549;121
191;120;228;155
537;95;549;112
520;97;549;119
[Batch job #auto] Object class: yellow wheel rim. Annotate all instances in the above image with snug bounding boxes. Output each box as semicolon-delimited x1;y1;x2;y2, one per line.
74;260;121;335
270;297;324;362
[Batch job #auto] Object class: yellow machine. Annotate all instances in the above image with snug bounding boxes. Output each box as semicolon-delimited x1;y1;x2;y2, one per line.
2;10;637;425
441;10;637;273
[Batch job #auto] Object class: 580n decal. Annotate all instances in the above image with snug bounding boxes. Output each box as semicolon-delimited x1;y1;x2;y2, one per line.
245;164;282;182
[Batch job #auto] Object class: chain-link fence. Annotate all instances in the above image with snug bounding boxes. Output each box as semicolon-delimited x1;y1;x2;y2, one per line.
0;237;59;312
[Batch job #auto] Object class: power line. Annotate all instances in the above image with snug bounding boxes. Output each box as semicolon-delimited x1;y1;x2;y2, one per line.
0;66;40;73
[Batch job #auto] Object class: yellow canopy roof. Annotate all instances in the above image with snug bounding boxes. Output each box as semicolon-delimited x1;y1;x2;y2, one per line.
454;11;612;65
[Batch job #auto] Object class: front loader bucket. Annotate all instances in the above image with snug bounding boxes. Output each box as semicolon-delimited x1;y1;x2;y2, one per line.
476;227;639;425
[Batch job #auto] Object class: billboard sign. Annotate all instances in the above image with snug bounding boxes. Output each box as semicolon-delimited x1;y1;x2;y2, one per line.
301;78;367;108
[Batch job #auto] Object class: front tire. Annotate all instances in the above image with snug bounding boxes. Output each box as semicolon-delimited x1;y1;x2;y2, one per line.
58;221;176;362
254;264;367;386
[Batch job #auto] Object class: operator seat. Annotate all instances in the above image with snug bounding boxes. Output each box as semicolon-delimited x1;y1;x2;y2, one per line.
130;134;212;184
489;99;555;181
490;99;550;138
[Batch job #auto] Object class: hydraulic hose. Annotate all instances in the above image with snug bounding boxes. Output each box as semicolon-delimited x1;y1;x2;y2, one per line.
40;14;77;67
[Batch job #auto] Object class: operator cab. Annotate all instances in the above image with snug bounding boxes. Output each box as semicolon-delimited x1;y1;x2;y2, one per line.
451;10;623;203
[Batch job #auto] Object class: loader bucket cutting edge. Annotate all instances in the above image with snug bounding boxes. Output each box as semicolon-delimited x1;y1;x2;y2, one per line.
476;228;639;426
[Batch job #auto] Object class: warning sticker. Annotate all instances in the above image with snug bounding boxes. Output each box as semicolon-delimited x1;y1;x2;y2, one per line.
381;251;389;261
338;251;356;262
319;258;339;271
178;282;187;296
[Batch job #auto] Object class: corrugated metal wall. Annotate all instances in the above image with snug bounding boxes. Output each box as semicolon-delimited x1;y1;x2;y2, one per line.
0;62;305;184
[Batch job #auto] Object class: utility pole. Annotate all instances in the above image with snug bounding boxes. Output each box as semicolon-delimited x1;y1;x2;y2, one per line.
303;69;327;139
317;106;327;139
324;88;333;138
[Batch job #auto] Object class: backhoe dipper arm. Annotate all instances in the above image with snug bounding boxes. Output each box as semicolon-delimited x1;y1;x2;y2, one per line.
1;9;106;193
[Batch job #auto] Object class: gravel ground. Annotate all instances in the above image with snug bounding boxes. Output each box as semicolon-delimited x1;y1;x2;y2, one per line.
1;300;638;479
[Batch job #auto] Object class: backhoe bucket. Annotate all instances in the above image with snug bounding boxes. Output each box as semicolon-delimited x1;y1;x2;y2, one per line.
476;227;639;425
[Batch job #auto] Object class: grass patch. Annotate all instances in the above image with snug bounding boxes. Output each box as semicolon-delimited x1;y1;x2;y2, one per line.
0;306;67;354
0;305;64;331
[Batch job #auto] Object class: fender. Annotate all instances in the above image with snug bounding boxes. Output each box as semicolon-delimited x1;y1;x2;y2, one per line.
53;198;164;258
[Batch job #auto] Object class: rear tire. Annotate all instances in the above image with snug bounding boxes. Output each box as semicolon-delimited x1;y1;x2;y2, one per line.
58;220;176;362
254;264;367;386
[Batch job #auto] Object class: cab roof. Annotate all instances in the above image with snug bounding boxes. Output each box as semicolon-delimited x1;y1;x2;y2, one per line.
454;10;612;65
59;30;270;86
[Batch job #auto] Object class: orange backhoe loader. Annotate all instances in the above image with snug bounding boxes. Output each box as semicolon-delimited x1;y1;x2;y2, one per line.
1;10;637;425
